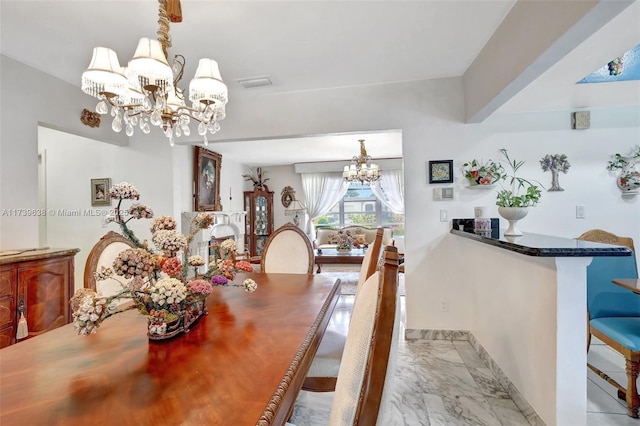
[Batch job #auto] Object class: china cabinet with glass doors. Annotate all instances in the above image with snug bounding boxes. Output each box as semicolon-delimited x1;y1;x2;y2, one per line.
244;188;274;257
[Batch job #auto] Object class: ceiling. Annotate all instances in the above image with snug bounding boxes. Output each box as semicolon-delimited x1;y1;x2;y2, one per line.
1;0;639;166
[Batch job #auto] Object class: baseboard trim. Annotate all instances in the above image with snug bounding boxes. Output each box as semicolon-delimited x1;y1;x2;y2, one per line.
405;328;470;341
405;329;545;426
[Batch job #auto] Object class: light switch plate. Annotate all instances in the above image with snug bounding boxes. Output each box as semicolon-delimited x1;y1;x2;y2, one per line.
433;187;454;201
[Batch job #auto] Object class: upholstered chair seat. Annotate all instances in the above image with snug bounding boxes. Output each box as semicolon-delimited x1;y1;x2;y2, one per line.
577;229;640;418
261;223;314;274
288;246;400;425
303;228;385;392
84;231;134;306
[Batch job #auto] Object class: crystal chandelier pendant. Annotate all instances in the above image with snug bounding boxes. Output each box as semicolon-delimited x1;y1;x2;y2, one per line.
96;100;109;114
150;110;162;126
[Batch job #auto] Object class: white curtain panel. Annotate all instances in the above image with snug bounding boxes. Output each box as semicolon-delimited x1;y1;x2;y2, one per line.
371;169;404;214
301;172;349;235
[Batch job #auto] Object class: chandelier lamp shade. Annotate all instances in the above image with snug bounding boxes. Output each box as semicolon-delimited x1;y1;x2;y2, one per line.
343;139;382;184
80;0;227;146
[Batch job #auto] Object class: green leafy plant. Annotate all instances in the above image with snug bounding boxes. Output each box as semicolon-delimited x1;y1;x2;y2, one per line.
607;146;640;171
461;158;504;186
495;149;542;207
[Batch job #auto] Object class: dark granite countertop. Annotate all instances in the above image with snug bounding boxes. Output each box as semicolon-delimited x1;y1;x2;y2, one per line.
450;219;632;257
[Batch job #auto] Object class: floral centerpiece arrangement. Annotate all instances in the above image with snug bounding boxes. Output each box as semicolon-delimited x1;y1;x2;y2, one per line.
461;158;504;187
607;146;640;194
329;229;356;252
69;182;257;340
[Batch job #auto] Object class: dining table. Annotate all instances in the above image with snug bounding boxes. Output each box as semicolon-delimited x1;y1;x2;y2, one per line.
0;273;340;426
612;278;640;295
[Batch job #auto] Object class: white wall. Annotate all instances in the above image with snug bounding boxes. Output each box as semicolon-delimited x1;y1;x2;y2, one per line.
255;165;304;230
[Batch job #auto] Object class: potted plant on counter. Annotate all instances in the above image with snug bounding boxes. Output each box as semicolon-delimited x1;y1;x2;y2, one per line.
495;149;542;236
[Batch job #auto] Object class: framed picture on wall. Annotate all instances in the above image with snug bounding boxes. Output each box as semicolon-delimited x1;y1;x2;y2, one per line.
194;146;222;211
428;160;454;184
90;178;111;206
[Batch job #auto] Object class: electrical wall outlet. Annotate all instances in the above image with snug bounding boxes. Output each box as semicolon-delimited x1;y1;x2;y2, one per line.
576;205;585;219
440;209;448;222
440;299;449;312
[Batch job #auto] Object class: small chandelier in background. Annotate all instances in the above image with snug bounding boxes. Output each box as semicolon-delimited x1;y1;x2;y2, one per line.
343;139;381;184
81;0;227;146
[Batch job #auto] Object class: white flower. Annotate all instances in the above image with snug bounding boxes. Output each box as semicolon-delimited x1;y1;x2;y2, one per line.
94;266;114;281
188;255;205;267
109;182;140;200
152;230;187;254
72;294;107;336
149;278;187;307
221;239;237;252
243;278;257;293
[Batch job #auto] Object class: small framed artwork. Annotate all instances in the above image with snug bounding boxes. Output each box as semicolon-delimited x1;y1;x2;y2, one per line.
428;160;454;184
194;146;222;211
90;178;111;207
281;186;295;208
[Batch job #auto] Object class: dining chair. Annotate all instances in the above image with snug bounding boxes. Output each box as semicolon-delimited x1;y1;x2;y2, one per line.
261;223;315;274
577;229;640;418
84;231;134;304
303;227;385;392
289;245;400;425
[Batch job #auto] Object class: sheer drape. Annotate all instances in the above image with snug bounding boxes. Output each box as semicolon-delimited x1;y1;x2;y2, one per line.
301;173;349;235
370;170;404;214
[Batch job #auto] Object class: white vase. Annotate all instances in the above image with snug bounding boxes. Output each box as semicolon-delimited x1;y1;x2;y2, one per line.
498;207;529;236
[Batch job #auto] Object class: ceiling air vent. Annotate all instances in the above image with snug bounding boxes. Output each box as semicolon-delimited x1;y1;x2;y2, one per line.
236;76;272;89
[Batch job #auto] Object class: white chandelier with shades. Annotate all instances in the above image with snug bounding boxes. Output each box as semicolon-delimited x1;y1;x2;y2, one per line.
343;139;382;184
81;0;227;146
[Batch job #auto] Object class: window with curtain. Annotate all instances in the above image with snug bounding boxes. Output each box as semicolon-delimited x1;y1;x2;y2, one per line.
313;183;405;236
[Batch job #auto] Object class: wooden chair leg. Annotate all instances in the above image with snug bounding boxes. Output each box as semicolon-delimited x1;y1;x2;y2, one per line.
624;358;639;418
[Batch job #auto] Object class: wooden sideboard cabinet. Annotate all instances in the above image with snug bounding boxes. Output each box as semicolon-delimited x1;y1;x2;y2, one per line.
0;248;79;348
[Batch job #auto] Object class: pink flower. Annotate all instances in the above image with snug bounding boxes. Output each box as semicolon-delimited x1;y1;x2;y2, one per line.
187;279;213;295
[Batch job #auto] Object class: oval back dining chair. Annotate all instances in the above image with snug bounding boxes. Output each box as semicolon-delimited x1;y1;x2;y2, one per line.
84;231;134;305
261;223;314;274
289;245;400;425
577;229;640;418
303;226;385;392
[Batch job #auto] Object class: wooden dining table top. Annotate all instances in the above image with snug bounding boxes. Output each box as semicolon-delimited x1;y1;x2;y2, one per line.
612;278;640;295
0;273;340;426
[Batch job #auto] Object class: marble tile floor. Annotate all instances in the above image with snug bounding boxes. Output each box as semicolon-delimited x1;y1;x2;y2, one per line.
290;294;640;425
